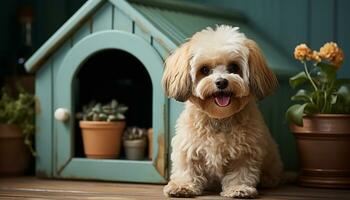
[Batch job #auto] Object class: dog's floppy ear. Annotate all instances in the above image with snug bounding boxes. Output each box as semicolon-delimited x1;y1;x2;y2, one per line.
162;42;192;102
245;39;278;100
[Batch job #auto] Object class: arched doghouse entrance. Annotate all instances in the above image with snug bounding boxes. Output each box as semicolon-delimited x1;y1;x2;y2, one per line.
73;49;153;157
55;31;167;183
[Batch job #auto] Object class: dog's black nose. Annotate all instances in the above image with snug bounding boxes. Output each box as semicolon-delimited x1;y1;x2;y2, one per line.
215;78;228;89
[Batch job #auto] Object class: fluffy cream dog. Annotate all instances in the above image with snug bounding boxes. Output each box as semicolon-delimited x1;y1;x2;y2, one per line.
162;25;283;198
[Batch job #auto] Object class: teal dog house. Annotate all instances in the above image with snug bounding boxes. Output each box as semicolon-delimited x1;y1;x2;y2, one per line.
26;0;297;183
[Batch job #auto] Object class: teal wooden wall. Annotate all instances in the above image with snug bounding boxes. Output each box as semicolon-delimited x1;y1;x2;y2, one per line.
2;0;348;83
2;0;348;175
183;0;350;77
32;0;171;180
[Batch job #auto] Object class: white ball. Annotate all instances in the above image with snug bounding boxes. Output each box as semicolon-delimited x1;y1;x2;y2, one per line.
54;108;70;122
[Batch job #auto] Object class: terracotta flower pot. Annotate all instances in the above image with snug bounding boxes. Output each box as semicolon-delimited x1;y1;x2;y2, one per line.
80;121;125;159
290;114;350;188
124;139;146;160
0;124;31;175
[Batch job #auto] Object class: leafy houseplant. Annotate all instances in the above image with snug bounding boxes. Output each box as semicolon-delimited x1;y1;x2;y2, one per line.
123;127;148;160
286;42;350;125
0;86;35;175
286;42;350;188
77;100;127;159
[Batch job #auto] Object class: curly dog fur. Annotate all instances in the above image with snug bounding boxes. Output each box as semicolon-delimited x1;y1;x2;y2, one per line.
162;25;283;198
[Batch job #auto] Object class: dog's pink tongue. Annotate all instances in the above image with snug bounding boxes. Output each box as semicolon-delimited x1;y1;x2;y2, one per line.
215;95;231;107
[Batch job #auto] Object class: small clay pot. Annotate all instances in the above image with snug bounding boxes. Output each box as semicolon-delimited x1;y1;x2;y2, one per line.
0;124;31;175
80;121;125;159
124;139;146;160
290;114;350;188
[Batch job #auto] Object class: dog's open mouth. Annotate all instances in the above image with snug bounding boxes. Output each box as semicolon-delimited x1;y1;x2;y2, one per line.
213;92;232;107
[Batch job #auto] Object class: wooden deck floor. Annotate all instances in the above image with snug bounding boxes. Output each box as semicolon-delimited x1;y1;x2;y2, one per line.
0;177;350;199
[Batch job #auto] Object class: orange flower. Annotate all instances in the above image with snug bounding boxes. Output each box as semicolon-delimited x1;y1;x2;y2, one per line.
319;42;344;68
294;44;312;61
309;50;321;63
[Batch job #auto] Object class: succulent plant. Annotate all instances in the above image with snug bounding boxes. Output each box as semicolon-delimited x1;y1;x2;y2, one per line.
77;99;128;122
0;85;35;156
123;127;148;140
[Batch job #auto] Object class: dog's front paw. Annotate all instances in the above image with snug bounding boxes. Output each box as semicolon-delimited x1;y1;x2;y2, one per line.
163;181;202;198
220;184;258;198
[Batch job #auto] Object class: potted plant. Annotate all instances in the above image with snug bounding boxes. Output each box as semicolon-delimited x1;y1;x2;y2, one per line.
77;100;127;159
123;127;147;160
286;42;350;188
0;86;35;175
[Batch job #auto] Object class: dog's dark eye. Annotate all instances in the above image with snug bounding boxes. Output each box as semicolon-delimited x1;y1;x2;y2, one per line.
200;66;211;75
227;63;240;74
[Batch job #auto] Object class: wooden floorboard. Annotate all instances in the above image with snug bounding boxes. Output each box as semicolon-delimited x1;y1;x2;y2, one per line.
0;177;349;199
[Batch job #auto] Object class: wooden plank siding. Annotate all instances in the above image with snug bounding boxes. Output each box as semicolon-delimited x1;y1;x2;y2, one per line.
24;0;349;182
35;62;54;178
51;41;72;177
114;7;134;33
72;20;92;45
152;39;170;60
337;0;350;77
184;0;349;77
134;23;152;43
92;3;114;32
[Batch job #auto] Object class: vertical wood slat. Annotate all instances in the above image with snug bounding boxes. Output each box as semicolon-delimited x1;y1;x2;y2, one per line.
152;39;169;60
72;20;92;45
337;0;350;77
114;7;133;32
310;0;335;49
134;24;152;43
51;41;71;176
92;3;113;32
35;61;53;178
279;0;309;55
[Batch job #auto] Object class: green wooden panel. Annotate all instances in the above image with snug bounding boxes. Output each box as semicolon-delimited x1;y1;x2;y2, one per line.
183;0;308;56
152;39;170;59
168;101;183;140
92;2;113;32
113;7;133;32
55;30;167;182
310;0;335;49
25;0;105;72
35;61;53;178
52;41;72;176
52;42;72;76
60;158;166;183
132;3;298;77
259;80;297;170
167;99;183;174
337;0;350;78
134;23;151;43
72;20;92;45
135;5;185;44
112;0;177;50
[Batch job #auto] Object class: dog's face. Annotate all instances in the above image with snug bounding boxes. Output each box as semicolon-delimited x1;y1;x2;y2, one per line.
162;26;278;119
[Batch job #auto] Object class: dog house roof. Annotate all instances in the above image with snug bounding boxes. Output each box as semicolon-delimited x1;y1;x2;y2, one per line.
25;0;297;76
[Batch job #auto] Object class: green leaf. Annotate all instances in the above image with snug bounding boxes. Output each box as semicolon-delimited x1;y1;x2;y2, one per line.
286;103;318;126
336;85;350;105
316;62;337;82
304;103;319;114
291;89;313;102
330;94;337;104
289;72;308;88
286;104;308;126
